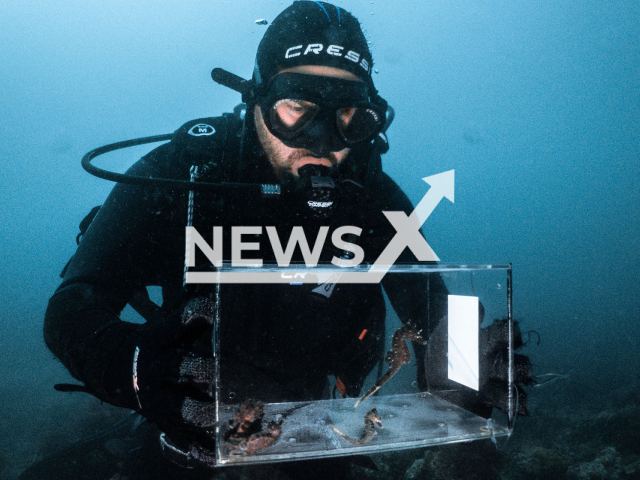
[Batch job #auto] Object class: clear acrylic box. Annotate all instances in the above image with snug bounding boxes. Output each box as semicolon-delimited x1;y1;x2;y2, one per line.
208;264;515;466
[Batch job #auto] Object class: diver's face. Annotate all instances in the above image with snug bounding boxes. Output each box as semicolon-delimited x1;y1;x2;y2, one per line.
254;65;358;178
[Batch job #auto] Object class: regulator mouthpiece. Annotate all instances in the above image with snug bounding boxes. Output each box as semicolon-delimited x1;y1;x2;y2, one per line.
284;164;340;220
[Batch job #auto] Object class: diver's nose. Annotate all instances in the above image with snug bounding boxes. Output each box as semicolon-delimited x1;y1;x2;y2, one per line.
304;125;333;158
304;117;345;158
306;142;332;158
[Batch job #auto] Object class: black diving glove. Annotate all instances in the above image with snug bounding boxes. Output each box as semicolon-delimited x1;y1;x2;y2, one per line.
423;317;533;419
477;318;533;417
108;296;219;468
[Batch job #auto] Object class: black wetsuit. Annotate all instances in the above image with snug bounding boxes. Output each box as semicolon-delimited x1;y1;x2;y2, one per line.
43;107;448;434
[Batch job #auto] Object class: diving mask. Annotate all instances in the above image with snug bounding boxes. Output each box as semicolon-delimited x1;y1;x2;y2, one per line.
258;73;385;153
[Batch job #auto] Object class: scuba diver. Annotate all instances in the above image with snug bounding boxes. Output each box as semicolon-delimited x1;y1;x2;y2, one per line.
41;2;531;479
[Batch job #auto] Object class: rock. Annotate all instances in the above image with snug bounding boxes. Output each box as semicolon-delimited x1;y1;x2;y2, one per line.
517;446;570;479
404;458;426;479
568;461;608;480
567;446;624;480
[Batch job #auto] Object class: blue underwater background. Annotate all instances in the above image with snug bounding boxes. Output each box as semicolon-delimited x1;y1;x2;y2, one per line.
1;0;638;478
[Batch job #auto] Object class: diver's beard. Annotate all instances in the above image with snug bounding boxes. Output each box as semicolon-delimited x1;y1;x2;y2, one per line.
263;136;345;178
287;149;342;165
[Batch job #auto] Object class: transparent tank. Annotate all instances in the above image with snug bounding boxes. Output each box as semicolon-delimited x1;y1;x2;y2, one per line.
207;264;515;466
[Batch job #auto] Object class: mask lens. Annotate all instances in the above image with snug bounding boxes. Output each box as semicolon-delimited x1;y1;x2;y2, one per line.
270;99;320;135
337;106;384;143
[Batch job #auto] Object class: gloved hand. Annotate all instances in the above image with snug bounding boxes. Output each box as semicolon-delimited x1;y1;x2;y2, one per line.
478;318;533;417
422;316;533;420
123;296;218;468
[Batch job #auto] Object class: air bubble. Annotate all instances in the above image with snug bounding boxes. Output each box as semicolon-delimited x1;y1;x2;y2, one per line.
411;381;418;388
229;392;236;399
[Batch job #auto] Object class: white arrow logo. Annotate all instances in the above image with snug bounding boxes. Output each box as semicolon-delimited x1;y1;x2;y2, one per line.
370;170;455;269
185;170;455;284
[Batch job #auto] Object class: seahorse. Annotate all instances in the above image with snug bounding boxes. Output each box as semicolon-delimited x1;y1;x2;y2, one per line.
232;420;284;455
353;323;426;409
330;408;382;445
228;398;265;436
